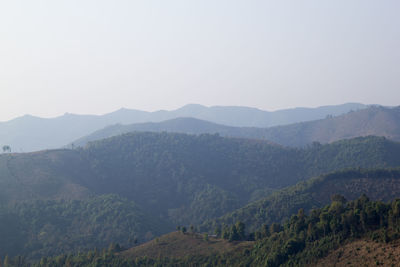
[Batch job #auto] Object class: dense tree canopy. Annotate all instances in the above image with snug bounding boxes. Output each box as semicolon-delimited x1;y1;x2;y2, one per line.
1;133;400;261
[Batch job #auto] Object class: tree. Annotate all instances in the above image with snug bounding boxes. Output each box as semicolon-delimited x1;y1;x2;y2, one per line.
108;243;121;253
222;225;230;239
235;221;246;240
214;226;222;238
2;145;11;153
229;224;239;241
203;233;209;241
261;224;270;238
3;255;9;267
270;223;281;234
331;194;347;204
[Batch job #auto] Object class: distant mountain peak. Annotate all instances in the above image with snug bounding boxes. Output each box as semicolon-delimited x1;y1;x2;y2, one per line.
177;104;207;112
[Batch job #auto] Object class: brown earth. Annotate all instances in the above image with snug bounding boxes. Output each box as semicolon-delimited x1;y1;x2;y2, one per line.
120;231;253;260
314;239;400;267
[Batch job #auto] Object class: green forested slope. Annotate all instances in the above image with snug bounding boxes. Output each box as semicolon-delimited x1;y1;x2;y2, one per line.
0;194;169;259
203;168;400;233
1;133;400;260
2;134;400;226
25;195;400;266
0;150;93;204
77;134;400;225
71;117;270;148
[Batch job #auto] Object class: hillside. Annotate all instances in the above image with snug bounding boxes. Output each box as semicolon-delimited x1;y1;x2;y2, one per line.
262;105;400;146
71;117;270;148
120;231;253;260
27;196;400;266
0;103;365;152
1;133;400;259
75;134;400;225
0;150;93;204
313;239;400;267
3;134;400;223
0;194;170;259
203;168;400;233
73;105;400;148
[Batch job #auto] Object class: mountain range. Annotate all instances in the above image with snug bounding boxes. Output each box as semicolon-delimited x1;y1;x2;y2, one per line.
73;105;400;147
3;102;400;266
0;103;366;152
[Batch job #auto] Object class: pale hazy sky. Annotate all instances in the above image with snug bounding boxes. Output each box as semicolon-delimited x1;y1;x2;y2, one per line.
0;0;399;121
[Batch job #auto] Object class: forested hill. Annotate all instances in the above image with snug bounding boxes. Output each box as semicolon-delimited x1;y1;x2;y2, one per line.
72;105;400;148
28;195;400;267
2;133;400;225
0;103;365;152
80;134;400;199
70;117;269;148
0;195;170;259
203;168;400;233
2;133;400;259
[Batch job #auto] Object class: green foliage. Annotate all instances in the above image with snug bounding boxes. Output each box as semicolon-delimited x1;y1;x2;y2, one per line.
203;233;209;241
0;195;169;260
20;195;400;267
2;145;11;153
204;168;400;233
2;133;400;261
79;134;400;228
220;221;246;242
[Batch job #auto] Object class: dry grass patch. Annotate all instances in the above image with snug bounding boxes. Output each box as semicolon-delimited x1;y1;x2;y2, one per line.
120;231;253;260
314;239;400;267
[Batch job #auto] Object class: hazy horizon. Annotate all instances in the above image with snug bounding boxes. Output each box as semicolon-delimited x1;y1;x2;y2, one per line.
0;102;377;122
1;0;399;121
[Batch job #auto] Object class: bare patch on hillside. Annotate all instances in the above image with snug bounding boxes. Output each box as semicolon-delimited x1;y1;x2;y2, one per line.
120;231;253;259
314;239;400;267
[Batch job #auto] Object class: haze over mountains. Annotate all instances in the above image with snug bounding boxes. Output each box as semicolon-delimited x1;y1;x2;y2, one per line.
2;102;400;265
263;105;400;146
0;103;366;152
74;105;400;148
2;0;399;264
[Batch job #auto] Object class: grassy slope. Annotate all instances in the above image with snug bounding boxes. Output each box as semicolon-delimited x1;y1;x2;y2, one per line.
120;231;253;260
121;236;400;267
313;239;400;267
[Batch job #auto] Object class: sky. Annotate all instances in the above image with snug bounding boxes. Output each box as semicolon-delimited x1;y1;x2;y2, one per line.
0;0;399;121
